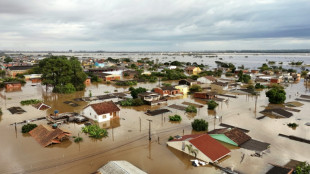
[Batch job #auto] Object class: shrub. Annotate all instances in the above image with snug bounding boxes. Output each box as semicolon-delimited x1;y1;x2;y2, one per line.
189;84;202;93
255;83;265;89
115;80;137;86
169;115;182;121
168;136;174;141
120;98;144;106
20;99;42;105
82;125;108;139
191;119;208;131
53;83;76;93
295;161;310;174
186;105;197;113
22;124;37;133
287;123;298;128
207;100;218;110
74;137;83;143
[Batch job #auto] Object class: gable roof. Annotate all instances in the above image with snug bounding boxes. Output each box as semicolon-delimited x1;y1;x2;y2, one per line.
189;134;231;162
212;82;228;86
204;76;217;82
29;125;71;147
209;128;251;146
89;101;120;115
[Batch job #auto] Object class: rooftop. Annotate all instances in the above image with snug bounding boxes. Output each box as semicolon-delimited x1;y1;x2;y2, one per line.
88;101;120;115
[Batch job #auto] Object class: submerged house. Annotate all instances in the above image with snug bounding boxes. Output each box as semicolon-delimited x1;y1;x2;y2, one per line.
185;66;201;75
208;128;251;147
95;72;121;81
178;79;198;86
4;81;22;91
197;76;217;84
167;134;231;163
82;101;120;122
154;86;181;96
174;85;189;95
210;82;229;93
138;92;165;105
194;92;217;100
97;161;147;174
29;125;71;147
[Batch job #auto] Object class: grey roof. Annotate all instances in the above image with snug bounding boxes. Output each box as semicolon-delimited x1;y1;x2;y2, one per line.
138;92;160;97
98;161;147;174
212;82;228;86
8;66;33;71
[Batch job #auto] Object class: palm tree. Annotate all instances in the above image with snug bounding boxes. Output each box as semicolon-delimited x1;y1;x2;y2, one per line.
185;144;199;158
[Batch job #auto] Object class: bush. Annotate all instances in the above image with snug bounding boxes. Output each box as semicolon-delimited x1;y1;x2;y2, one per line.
189;84;202;93
115;80;137;86
82;125;108;139
186;105;197;113
225;72;233;77
255;83;265;89
168;136;174;141
130;87;147;98
0;108;3;115
120;98;144;106
287;123;298;128
74;137;83;143
20;99;42;105
53;83;76;93
191;119;208;131
207;100;218;110
22;124;37;133
295;161;310;174
266;85;286;104
169;115;182;121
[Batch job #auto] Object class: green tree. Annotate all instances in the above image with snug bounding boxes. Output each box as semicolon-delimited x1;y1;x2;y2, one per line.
191;119;208;131
207;100;218;110
4;57;13;63
129;87;147;98
37;56;87;93
295;161;310;174
0;70;6;78
265;85;286;104
22;124;37;133
189;84;202;93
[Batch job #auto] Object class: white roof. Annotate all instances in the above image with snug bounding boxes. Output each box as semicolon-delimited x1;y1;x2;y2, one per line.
98;161;147;174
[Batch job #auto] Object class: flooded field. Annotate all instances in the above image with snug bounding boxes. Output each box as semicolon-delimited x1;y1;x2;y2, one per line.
1;55;310;173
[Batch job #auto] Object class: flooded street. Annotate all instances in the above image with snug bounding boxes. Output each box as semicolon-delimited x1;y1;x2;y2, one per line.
1;54;310;174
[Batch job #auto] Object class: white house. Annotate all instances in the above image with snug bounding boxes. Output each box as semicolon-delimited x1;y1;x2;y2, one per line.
167;134;231;163
197;76;217;84
82;101;120;122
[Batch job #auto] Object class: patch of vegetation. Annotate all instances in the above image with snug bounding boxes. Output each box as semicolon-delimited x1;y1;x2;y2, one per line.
162;83;171;87
186;105;197;113
74;137;83;143
189;84;202;93
295;161;310;174
168;136;174;141
258;63;271;72
129;87;147;98
207;100;218;110
268;61;276;65
53;83;76;93
287;123;298;128
120;98;144;106
225;72;233;77
169;114;182;121
82;125;108;139
266;84;286;104
115;80;137;86
22;124;37;133
2;77;26;84
255;83;265;89
237;71;251;83
191;119;208;131
289;61;303;65
86;72;102;83
0;108;2;115
20;99;42;105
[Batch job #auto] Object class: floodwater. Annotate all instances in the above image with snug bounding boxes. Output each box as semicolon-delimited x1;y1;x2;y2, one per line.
1;54;310;174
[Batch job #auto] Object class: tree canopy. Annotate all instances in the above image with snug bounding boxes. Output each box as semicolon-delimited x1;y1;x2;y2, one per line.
265;84;286;104
36;56;87;93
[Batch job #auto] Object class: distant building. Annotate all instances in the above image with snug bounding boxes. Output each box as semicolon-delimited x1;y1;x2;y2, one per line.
82;101;120;122
194;92;217;100
174;85;189;95
185;66;201;75
211;82;228;93
6;66;33;77
95;73;121;81
178;79;198;86
154;86;181;96
69;50;72;53
197;76;217;84
4;81;22;91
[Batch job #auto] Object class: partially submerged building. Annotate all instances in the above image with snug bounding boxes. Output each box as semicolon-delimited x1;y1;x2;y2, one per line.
194;92;217;100
138;92;166;105
29;125;71;147
167;134;231;163
97;161;147;174
82;101;120;122
208;128;251;147
154;86;181;96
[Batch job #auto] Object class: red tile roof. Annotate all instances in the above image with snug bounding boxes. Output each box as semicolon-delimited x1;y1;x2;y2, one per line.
29;125;71;147
189;134;231;162
89;101;120;115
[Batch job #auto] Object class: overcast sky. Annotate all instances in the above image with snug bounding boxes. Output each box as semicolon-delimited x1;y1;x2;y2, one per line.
0;0;310;51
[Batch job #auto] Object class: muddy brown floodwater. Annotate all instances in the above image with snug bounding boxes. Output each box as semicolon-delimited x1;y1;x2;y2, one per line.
0;79;309;174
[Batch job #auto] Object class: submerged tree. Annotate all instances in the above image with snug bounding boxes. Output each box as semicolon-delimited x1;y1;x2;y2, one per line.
265;84;286;104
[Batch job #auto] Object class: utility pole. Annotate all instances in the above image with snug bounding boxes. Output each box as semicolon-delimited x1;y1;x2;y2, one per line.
146;119;152;141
